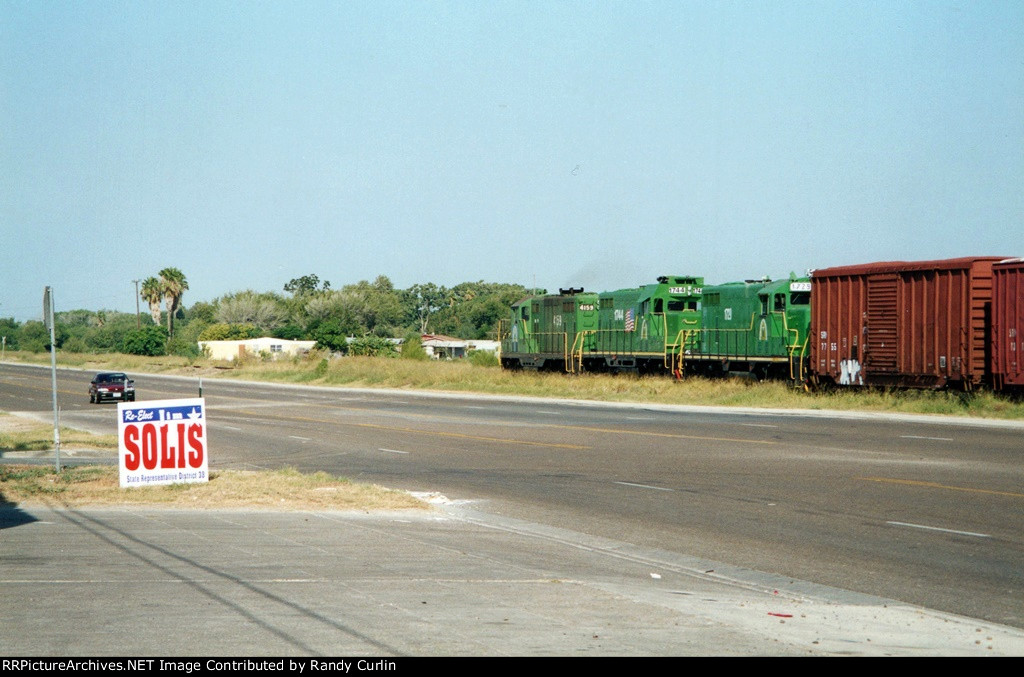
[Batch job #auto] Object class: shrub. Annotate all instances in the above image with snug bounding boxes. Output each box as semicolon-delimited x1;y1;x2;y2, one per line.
348;336;398;358
400;333;428;361
467;349;499;367
120;326;168;356
198;323;260;341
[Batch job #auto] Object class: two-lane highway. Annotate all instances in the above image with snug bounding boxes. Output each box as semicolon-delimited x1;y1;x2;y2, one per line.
3;362;1022;628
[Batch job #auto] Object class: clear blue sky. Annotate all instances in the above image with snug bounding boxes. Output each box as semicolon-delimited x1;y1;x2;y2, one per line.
2;1;1022;320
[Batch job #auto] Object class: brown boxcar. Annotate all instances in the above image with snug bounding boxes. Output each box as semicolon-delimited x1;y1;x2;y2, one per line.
992;258;1024;391
810;257;1008;389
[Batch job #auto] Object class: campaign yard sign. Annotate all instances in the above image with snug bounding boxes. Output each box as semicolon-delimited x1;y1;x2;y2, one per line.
118;398;208;488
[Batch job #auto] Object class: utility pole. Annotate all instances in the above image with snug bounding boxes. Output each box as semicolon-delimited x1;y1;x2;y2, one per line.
43;286;60;471
133;279;141;329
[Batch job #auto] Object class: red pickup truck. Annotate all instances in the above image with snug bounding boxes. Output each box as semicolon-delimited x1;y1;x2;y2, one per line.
89;372;136;404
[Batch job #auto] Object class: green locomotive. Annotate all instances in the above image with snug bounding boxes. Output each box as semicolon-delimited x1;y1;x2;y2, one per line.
499;273;811;381
500;276;704;375
688;275;812;381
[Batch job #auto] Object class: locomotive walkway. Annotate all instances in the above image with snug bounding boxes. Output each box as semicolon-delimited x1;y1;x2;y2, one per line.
3;487;1023;656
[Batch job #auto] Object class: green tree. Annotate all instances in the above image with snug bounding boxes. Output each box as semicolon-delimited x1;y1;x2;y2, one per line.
308;318;350;353
18;321;50;352
405;283;449;334
0;318;20;350
185;301;217;325
121;326;168;356
167;320;207;359
198;323;260;341
273;325;306;340
340;276;404;336
284;274;331;296
159;267;189;336
429;281;529;339
348;335;398;358
140;277;163;327
215;290;288;334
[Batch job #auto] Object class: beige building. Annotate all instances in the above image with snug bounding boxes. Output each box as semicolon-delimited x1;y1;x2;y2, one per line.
199;337;317;361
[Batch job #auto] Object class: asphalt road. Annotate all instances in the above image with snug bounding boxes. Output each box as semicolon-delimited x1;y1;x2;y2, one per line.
3;362;1023;630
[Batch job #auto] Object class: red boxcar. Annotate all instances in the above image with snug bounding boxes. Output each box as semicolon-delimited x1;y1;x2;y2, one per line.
992;258;1024;391
810;257;1008;389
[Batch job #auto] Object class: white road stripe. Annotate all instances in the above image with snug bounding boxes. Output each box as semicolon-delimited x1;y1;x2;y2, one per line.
740;423;778;428
614;481;674;492
379;448;410;454
886;521;990;538
288;435;311;441
900;435;954;442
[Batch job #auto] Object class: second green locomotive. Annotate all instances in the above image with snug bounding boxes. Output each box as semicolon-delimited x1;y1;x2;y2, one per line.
690;275;812;381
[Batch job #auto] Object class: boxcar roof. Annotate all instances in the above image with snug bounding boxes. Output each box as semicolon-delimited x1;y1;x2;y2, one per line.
811;256;1010;278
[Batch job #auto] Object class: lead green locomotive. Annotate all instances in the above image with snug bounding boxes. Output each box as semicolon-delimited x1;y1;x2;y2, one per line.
500;276;704;375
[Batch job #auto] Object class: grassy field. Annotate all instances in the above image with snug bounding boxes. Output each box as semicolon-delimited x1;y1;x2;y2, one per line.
4;349;1024;420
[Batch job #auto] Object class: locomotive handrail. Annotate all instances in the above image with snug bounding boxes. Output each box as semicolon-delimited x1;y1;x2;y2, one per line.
568;331;587;373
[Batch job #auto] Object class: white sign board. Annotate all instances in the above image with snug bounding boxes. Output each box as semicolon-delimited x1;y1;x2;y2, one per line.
118;398;209;488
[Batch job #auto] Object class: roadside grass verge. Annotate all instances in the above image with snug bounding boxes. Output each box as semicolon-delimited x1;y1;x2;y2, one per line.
0;464;428;511
0;414;427;512
0;412;118;452
4;350;1024;420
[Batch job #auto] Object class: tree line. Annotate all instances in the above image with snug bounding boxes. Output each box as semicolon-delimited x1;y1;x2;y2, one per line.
0;272;532;358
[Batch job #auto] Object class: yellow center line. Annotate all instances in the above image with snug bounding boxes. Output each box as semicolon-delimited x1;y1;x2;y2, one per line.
859;476;1024;499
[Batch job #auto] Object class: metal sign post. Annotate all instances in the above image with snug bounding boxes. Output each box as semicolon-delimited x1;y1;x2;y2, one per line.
43;286;61;471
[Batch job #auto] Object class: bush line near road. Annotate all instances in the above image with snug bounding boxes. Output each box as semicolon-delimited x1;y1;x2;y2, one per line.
4;350;1024;420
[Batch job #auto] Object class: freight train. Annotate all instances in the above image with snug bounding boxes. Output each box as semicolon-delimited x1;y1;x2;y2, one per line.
499;256;1023;392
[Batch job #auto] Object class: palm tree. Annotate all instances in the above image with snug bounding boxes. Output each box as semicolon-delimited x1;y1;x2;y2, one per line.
159;267;189;336
140;277;163;327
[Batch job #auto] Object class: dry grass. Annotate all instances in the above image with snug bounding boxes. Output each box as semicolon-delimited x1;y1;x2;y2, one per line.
0;414;427;512
6;349;1024;419
0;413;118;452
0;464;428;511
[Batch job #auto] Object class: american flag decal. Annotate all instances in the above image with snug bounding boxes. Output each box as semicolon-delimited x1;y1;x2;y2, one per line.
625;308;635;332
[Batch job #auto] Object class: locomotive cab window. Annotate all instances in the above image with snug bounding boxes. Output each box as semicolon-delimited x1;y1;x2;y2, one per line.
654;298;664;314
790;291;810;305
668;300;699;312
774;294;785;311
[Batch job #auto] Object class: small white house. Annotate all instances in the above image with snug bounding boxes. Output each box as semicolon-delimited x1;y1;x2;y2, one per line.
420;335;499;360
199;337;317;361
421;334;466;360
466;340;499;354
